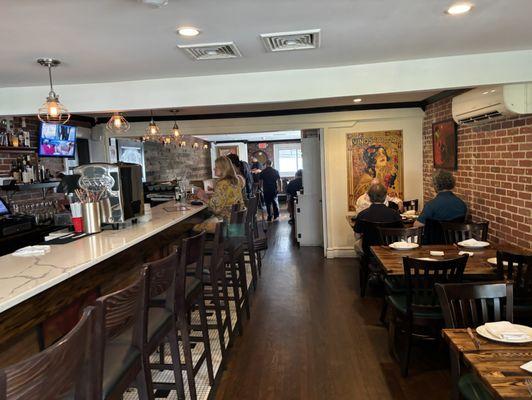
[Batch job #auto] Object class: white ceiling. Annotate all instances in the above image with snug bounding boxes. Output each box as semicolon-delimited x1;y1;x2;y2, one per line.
195;131;301;142
1;0;532;88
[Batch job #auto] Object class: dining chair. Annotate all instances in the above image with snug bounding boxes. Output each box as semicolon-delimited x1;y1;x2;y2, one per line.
435;282;513;400
421;217;466;245
377;226;423;323
387;255;468;377
403;199;419;212
440;221;489;244
358;220;404;298
0;306;98;400
94;273;152;400
497;250;532;324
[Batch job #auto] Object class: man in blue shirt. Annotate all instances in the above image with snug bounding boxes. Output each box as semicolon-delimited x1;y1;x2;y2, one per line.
415;170;467;227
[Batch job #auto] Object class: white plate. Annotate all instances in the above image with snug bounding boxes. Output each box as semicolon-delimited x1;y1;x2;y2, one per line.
476;324;532;344
389;242;419;250
487;257;508;266
458;240;490;249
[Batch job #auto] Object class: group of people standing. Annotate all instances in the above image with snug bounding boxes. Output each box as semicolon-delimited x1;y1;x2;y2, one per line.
195;153;302;226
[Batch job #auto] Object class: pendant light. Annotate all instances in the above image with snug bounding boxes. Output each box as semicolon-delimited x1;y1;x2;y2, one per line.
146;110;160;136
170;109;180;138
106;112;130;133
37;58;70;124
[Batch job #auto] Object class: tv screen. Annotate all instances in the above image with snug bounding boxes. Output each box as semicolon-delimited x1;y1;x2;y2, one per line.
38;122;77;157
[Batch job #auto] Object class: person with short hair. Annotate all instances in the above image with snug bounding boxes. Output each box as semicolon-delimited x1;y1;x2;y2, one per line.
414;170;467;227
286;169;303;223
354;183;403;255
355;178;403;215
259;160;281;221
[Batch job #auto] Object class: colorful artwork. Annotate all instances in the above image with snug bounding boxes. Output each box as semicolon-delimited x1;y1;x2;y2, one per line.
432;119;457;170
216;145;239;158
346;131;404;211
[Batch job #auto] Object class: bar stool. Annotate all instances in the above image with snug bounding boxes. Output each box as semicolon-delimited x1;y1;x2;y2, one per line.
202;221;233;361
93;273;153;400
243;196;259;291
226;208;251;335
153;231;214;400
0;306;97;400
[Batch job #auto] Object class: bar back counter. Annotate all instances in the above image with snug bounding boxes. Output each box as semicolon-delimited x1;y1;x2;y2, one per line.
0;202;207;367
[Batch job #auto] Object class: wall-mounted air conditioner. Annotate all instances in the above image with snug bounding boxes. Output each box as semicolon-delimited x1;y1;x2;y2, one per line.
452;83;532;125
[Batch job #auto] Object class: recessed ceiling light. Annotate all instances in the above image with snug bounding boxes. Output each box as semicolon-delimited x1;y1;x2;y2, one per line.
353;98;362;103
177;27;200;37
446;3;473;15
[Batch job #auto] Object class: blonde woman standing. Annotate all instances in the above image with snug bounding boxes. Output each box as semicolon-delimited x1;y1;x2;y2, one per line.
196;156;244;222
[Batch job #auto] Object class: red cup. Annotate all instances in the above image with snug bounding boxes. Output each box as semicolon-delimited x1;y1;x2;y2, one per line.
72;217;84;233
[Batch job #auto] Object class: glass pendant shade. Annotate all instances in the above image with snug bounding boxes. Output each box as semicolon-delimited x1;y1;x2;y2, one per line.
37;59;70;125
106;112;130;133
203;144;209;150
146;112;160;136
172;121;180;137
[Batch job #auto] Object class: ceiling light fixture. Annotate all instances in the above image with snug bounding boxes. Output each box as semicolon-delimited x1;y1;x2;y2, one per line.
353;98;363;103
37;58;70;125
140;0;168;8
446;3;473;15
146;110;160;136
106;112;130;133
178;27;200;37
170;109;180;138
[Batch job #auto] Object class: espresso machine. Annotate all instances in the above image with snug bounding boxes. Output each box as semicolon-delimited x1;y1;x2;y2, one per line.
74;163;144;225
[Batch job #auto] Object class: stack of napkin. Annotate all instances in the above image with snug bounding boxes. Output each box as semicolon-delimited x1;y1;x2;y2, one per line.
485;321;531;341
13;245;51;257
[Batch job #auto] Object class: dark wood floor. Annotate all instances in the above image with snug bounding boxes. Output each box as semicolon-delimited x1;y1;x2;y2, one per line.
215;217;451;400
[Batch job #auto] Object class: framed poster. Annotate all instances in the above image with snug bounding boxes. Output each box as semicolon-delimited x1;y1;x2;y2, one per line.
216;145;239;158
432;119;458;170
346;131;404;212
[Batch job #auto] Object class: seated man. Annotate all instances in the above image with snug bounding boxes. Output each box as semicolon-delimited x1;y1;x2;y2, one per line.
354;183;403;256
414;170;468;228
286;169;303;223
355;178;404;215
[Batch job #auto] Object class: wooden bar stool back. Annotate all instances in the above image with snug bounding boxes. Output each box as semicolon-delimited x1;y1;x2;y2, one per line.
0;306;98;400
94;273;152;400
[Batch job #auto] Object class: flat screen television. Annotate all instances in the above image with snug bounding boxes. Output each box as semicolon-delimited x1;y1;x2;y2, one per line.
38;122;77;157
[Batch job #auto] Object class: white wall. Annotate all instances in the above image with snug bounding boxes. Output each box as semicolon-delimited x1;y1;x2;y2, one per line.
323;110;424;258
2;50;532;116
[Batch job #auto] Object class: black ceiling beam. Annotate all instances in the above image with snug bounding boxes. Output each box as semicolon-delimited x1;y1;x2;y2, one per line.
93;101;425;124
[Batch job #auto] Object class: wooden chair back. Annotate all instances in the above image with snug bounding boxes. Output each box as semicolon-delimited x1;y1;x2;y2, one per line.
421;217;465;245
378;226;423;245
181;230;206;280
403;256;468;316
441;221;489;244
358;220;403;256
435;282;513;328
403;199;419;212
497;251;532;303
230;209;247;225
0;307;98;400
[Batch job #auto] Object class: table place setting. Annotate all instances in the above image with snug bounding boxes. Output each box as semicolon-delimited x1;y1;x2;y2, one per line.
476;321;532;344
457;238;490;249
388;241;419;250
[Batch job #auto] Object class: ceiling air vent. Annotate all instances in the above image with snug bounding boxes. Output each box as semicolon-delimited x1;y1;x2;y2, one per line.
178;42;242;60
260;29;321;52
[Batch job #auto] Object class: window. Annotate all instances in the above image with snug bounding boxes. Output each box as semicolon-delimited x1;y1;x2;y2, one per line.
274;143;303;177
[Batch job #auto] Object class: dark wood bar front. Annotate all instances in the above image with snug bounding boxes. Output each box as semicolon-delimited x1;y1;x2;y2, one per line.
0;203;207;367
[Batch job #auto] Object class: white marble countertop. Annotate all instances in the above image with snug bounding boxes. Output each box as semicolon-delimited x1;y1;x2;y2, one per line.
0;202;206;314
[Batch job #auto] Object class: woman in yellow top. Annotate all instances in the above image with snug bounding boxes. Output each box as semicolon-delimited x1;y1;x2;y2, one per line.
196;156;244;221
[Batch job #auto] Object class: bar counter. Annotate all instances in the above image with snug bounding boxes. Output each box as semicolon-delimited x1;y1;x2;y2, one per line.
0;202;207;366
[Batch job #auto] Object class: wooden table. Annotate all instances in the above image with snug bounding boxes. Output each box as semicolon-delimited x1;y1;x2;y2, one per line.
443;328;532;399
370;244;499;276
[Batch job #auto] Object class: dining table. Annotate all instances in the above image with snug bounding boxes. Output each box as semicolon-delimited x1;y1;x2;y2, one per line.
443;328;532;399
370;243;503;276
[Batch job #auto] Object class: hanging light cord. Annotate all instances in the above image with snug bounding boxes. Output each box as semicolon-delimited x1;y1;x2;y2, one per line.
47;64;57;97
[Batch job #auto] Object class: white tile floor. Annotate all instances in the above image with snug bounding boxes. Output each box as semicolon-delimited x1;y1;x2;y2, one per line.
124;266;252;400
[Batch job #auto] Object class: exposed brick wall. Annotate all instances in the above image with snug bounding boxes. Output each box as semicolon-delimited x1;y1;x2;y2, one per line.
0;117;66;205
143;138;211;183
423;97;532;250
